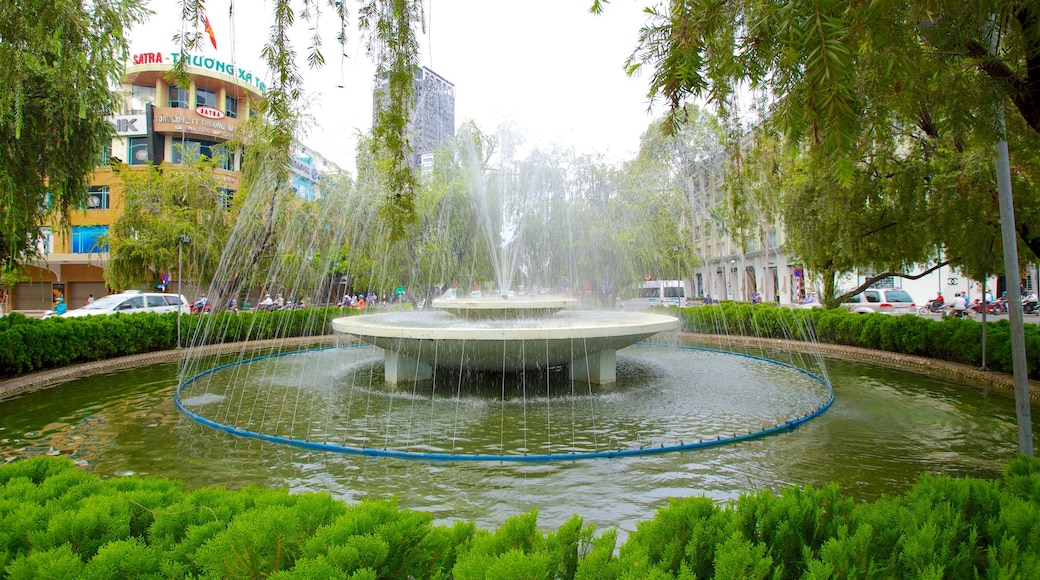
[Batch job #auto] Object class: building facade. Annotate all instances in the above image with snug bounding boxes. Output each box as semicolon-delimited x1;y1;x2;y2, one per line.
9;50;340;312
372;66;455;170
684;142;1022;308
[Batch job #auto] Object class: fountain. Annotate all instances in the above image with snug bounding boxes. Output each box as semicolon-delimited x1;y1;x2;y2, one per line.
171;125;833;461
330;295;678;384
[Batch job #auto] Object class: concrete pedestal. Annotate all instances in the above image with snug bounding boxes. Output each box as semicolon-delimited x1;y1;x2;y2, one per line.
384;350;433;383
570;349;617;384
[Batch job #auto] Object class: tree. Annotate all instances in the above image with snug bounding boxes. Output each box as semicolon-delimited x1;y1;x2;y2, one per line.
0;0;148;277
615;0;1040;452
105;155;231;292
622;1;1040;260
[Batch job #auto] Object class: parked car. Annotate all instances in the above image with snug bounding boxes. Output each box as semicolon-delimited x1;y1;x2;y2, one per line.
842;288;917;315
61;291;190;318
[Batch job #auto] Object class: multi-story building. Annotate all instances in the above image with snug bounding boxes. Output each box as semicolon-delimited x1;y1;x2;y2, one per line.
372;66;455;170
687;136;1018;307
685;151;794;305
10;50;340;312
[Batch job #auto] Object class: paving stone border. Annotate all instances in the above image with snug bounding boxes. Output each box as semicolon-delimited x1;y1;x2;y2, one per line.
2;333;1036;403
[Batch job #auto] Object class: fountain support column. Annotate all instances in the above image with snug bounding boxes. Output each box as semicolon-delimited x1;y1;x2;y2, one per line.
570;349;617;384
384;350;433;383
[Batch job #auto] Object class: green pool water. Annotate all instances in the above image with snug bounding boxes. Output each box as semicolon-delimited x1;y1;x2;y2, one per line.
0;347;1033;536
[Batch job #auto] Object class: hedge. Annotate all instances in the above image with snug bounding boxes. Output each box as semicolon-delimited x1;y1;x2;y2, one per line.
682;303;1040;380
3;303;1037;381
0;307;355;379
2;455;1040;578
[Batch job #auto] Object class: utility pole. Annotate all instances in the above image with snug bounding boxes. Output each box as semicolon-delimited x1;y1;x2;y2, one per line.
988;15;1032;455
177;235;191;350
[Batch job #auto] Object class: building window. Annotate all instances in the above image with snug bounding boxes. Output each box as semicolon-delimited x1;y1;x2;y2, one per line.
218;188;234;210
87;186;109;210
97;145;110;167
168;85;189;108
171;137;230;170
128;85;155;114
37;227;53;254
72;226;109;254
225;95;238;118
196;87;218;108
128;137;149;165
866;274;896;289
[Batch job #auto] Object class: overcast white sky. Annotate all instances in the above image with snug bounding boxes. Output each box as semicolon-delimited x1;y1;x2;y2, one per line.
130;1;661;173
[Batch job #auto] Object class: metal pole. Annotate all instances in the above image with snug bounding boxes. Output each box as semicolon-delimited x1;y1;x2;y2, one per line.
994;135;1032;455
177;238;183;350
980;280;988;371
987;11;1031;456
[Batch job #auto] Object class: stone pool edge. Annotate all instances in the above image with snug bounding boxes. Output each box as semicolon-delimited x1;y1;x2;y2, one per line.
2;333;1037;403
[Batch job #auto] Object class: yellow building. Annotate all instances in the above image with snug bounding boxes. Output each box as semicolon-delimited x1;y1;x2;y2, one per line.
11;50;266;311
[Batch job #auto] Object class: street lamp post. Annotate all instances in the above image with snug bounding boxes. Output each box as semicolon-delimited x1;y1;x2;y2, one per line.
177;235;191;349
674;246;680;282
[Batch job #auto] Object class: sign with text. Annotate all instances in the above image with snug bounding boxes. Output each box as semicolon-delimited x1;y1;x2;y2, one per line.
152;107;240;140
110;114;148;136
131;51;266;94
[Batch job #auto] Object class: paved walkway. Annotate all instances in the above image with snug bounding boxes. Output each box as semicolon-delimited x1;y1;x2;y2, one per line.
2;333;1037;403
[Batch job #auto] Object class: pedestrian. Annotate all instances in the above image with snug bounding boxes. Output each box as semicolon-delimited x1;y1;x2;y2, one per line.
86;294;95;305
54;296;67;316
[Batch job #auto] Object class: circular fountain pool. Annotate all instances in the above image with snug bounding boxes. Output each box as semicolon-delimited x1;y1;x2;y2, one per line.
175;343;833;460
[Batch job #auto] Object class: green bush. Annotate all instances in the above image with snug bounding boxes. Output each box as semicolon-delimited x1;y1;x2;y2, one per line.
0;307;356;379
4;301;1038;381
5;456;1040;578
680;304;1040;379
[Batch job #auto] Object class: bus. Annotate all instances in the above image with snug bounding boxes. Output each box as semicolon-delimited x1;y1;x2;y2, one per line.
619;279;691;309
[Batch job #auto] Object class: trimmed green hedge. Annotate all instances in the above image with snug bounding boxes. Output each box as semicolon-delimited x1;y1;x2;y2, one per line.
2;455;1040;578
3;303;1036;380
0;307;355;378
682;303;1040;380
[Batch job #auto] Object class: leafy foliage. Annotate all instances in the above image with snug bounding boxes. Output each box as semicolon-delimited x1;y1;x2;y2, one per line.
6;455;1040;578
681;303;1040;379
0;0;148;271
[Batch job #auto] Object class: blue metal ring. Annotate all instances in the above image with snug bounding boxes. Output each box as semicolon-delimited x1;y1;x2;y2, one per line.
175;342;834;462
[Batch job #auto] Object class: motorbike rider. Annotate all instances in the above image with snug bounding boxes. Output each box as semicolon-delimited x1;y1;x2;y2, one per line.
1025;291;1038;314
929;292;944;310
947;292;967;317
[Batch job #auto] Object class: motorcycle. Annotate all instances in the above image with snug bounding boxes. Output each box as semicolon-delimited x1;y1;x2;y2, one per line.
918;300;947;315
946;307;976;319
190;302;212;315
969;300;1007;315
1024;300;1039;315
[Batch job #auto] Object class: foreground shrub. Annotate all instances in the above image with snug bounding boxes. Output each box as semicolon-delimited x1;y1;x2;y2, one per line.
4;456;1040;578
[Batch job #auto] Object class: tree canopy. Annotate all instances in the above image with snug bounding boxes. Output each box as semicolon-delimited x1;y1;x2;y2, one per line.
620;0;1040;294
0;0;148;278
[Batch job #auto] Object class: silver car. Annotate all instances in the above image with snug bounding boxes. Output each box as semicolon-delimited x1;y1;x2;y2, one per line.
61;291;190;317
842;288;917;315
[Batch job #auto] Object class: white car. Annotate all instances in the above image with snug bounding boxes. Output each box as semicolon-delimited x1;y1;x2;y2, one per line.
61;291;190;318
842;288;917;315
